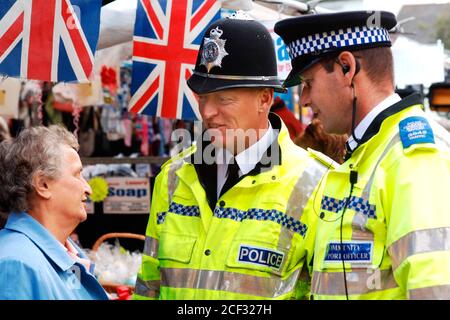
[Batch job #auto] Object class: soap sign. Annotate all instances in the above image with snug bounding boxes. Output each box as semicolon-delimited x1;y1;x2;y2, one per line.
103;177;151;214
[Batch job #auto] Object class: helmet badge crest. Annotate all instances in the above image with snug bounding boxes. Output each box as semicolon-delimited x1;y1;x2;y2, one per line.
200;26;228;73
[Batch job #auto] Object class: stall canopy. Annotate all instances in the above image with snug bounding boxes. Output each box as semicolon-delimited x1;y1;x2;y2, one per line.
97;0;288;50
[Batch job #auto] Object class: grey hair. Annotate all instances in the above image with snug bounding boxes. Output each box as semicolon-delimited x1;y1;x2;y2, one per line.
0;125;79;214
0;117;10;143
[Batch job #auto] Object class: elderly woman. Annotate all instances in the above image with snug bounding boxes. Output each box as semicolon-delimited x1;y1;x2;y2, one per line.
0;125;108;300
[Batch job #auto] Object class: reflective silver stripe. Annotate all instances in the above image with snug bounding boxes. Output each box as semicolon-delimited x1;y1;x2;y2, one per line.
286;158;328;220
193;71;279;81
280;158;327;248
409;285;450;300
214;206;307;236
160;268;299;298
143;236;159;258
361;134;400;199
134;277;160;298
167;160;183;204
311;269;398;296
388;227;450;271
351;134;400;236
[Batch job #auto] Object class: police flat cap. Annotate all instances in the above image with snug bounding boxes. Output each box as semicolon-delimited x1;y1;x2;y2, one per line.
274;11;397;87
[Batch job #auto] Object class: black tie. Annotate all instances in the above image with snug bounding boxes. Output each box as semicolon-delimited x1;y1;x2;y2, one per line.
220;161;240;197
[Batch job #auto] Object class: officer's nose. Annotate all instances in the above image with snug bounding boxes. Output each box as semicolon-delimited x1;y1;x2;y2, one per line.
300;85;311;108
199;97;218;121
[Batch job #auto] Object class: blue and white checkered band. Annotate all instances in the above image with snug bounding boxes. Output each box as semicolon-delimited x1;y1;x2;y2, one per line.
287;26;391;60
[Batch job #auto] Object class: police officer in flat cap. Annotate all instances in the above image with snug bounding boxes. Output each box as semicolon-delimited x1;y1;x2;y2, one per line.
134;12;333;300
275;11;450;300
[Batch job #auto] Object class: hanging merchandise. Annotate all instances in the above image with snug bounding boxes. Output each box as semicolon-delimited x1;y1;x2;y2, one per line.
77;106;113;157
122;114;133;148
133;114;146;156
74;75;105;107
140;115;149;156
52;83;76;113
78;107;96;157
88;176;109;203
92;108;112;157
20;81;44;126
52;76;104;112
158;118;168;156
118;61;132;111
101;66;119;104
44;91;64;125
72;103;82;136
0;77;21;118
100;103;126;141
147;117;161;157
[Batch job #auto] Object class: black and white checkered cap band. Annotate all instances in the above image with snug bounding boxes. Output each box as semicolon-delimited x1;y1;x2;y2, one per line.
287;26;390;60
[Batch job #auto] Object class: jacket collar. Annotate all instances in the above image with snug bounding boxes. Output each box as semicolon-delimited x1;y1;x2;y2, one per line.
344;93;423;161
5;212;78;272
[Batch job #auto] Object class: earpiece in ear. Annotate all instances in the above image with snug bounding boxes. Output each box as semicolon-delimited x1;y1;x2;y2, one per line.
335;59;350;75
336;59;357;75
342;65;350;75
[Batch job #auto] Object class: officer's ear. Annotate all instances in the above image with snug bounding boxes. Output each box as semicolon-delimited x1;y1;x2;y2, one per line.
258;88;274;113
337;51;359;83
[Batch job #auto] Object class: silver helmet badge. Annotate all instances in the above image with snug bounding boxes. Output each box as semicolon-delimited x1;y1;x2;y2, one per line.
200;26;228;73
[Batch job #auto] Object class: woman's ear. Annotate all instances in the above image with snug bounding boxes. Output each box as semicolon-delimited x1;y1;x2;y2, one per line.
32;171;52;200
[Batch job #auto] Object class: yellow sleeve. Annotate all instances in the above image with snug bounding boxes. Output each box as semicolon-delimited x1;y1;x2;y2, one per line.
133;163;171;300
384;149;450;299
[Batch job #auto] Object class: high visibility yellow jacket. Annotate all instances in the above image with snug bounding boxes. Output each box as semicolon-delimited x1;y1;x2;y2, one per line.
312;94;450;300
133;114;333;300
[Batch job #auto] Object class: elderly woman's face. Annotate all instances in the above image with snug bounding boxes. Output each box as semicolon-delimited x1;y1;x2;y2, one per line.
47;145;92;225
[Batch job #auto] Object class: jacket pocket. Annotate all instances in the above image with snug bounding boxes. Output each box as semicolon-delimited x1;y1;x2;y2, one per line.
158;232;197;264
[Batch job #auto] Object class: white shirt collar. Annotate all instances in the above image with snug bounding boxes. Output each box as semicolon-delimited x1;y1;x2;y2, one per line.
235;122;276;175
347;93;401;151
216;122;276;197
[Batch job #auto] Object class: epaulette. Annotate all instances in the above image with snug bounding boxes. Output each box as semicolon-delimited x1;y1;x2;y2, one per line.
307;148;337;170
161;145;196;171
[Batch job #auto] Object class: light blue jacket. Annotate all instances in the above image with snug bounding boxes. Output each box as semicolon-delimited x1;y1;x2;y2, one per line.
0;212;108;300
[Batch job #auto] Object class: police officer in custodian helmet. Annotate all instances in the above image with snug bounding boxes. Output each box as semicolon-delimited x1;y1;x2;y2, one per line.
133;12;334;300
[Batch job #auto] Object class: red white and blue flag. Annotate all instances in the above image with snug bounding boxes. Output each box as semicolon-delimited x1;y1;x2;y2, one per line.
0;0;101;83
129;0;221;120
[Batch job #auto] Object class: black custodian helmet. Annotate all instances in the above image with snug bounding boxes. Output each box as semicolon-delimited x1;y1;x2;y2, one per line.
187;12;286;94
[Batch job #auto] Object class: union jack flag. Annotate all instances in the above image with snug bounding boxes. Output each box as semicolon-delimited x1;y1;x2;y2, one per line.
129;0;221;120
0;0;101;82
